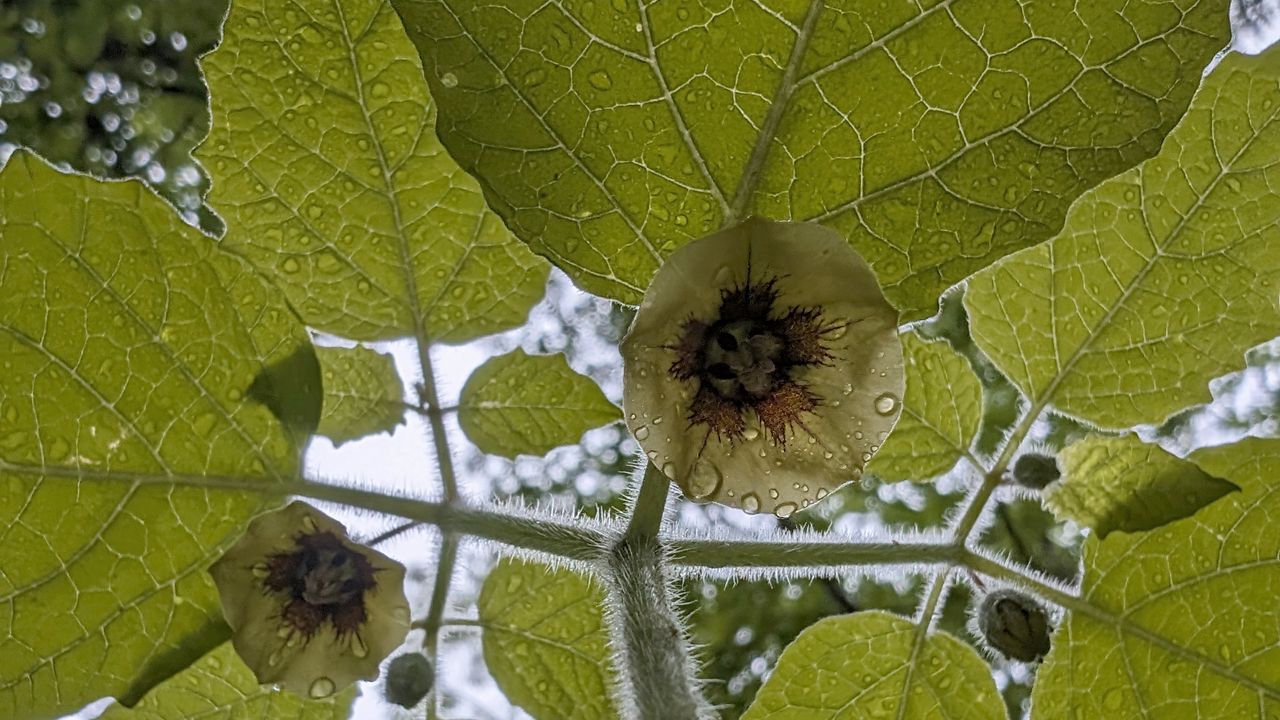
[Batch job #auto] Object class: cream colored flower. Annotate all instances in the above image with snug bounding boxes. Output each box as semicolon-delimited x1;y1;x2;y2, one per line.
209;501;410;698
622;218;904;517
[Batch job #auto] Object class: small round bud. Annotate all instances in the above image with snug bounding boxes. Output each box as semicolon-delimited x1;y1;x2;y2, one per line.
384;652;434;708
977;589;1052;662
1012;453;1060;490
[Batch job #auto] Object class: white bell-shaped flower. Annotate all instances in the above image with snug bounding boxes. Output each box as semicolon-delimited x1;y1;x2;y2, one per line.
622;218;904;517
209;501;410;698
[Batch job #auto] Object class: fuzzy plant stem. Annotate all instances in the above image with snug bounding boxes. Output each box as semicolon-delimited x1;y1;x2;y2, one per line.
604;464;713;720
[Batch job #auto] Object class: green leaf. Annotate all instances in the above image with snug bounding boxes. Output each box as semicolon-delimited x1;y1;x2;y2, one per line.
314;345;405;446
246;345;324;442
871;333;981;482
742;610;1005;719
198;0;548;342
0;153;307;717
99;641;355;719
966;48;1280;430
1032;438;1280;718
458;349;620;457
1047;434;1238;539
390;0;1228;320
478;558;618;720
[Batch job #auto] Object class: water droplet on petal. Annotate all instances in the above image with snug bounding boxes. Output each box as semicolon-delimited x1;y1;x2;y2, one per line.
688;461;722;499
743;427;759;441
634;426;650;441
309;677;336;698
741;493;760;514
874;392;898;415
774;502;797;519
661;461;677;479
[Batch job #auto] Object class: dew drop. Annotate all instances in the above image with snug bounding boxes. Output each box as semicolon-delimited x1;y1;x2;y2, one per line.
714;265;734;286
743;427;759;441
588;70;612;90
874;392;898;415
741;493;761;514
634;425;650;441
309;677;336;698
774;502;797;519
827;323;848;339
661;461;677;479
267;649;284;667
301;514;318;532
816;488;829;499
251;562;270;579
439;72;458;88
687;461;722;499
652;416;663;425
768;488;779;499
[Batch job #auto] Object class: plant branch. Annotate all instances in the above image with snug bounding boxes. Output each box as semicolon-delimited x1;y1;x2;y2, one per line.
604;534;713;719
668;538;960;569
624;463;671;542
282;480;613;561
419;532;459;650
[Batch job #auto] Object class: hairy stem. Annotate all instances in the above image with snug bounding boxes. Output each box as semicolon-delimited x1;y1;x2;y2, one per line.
284;480;611;560
669;538;960;569
420;532;459;654
605;534;713;720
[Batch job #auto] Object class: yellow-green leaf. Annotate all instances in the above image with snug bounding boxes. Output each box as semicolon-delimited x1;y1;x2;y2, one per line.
391;0;1228;320
478;559;618;720
1047;434;1238;538
315;345;405;446
459;350;620;458
99;641;354;719
871;333;981;482
743;610;1005;719
0;153;306;718
966;48;1280;430
199;0;547;342
1032;437;1280;718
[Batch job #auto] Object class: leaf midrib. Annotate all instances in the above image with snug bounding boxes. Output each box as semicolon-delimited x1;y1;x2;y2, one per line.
727;0;825;221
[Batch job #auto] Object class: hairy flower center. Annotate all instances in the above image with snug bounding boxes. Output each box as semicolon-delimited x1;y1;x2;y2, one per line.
669;275;836;447
703;320;784;399
263;530;378;637
301;547;366;606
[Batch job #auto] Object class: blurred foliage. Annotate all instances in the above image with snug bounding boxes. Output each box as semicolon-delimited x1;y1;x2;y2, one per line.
0;0;224;230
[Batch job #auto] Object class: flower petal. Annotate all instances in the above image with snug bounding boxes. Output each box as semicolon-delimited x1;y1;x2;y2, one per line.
622;218;904;516
208;501;410;697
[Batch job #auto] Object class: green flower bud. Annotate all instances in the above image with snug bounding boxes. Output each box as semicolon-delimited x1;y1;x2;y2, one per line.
977;589;1052;662
1012;453;1060;490
384;652;434;708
